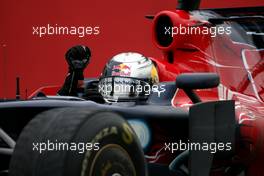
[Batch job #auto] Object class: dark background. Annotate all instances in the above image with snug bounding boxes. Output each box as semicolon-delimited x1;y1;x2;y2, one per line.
0;0;263;99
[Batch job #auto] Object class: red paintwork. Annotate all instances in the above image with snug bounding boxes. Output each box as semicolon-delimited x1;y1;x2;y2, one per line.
150;9;264;175
28;85;60;99
2;0;263;100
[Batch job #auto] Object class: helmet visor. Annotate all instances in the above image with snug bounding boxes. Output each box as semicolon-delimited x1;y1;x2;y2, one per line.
98;76;151;101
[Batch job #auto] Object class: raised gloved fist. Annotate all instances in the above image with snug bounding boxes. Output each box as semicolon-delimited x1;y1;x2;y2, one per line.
65;45;91;70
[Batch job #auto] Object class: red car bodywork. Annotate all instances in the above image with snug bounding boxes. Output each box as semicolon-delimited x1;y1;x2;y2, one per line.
150;8;264;175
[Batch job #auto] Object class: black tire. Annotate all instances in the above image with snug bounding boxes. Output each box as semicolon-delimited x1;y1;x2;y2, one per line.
9;108;147;176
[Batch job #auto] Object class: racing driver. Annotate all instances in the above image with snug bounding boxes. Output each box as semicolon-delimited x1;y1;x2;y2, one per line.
98;52;159;103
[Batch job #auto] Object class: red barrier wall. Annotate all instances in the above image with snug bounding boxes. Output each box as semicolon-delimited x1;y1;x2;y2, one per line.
0;0;263;99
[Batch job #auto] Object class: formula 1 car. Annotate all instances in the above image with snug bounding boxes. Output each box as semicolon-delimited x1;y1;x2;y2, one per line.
0;0;264;175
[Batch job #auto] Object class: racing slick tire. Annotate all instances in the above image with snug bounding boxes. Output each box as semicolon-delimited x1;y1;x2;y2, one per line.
9;108;147;176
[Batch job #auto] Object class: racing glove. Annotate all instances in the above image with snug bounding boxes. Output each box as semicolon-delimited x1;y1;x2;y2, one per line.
58;45;91;96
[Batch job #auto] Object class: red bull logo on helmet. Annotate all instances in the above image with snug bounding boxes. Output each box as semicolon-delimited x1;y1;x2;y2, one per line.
112;63;131;76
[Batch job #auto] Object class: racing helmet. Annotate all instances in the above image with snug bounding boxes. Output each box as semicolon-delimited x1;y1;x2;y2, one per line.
98;52;159;102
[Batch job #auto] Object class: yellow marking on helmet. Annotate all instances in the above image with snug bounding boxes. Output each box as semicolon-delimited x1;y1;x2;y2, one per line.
151;65;159;84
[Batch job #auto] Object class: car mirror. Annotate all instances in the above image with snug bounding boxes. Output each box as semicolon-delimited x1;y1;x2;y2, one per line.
175;73;220;103
176;73;220;90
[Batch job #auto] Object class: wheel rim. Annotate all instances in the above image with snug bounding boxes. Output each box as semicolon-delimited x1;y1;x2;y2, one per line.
85;144;136;176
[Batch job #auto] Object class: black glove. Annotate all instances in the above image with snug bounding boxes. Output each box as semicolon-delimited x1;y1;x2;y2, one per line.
65;45;91;70
58;45;91;96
